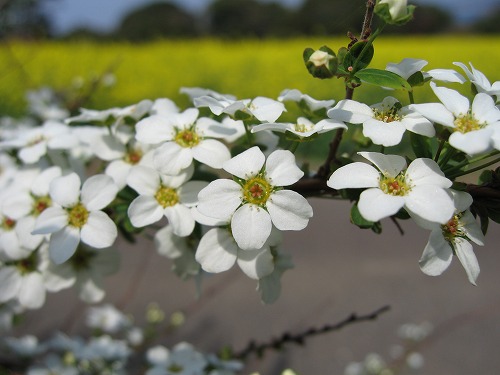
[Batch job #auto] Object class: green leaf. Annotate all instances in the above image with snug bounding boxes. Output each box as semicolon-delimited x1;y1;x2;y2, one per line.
407;71;429;87
343;41;374;72
354;68;412;91
410;133;432;159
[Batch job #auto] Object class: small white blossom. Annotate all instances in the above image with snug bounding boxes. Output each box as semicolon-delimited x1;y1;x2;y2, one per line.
454;62;500;97
328;152;454;224
146;342;207;375
252;116;346;139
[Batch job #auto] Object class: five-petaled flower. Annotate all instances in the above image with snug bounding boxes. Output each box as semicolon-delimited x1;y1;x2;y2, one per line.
327;152;454;224
197;146;313;250
32;173;118;264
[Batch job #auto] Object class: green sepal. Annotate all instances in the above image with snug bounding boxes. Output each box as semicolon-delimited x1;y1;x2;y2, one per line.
351;203;383;233
303;46;338;79
343;41;374;73
354;68;412;91
410;133;432;159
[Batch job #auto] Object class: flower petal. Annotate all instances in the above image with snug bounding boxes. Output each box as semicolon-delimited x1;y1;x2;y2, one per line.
266;190;313;231
327;162;379;189
408;103;455;128
362;119;406;147
153;142;193;175
328;99;373;123
419;230;453;276
164;205;195;237
454;238;480;285
81;211;117;248
265;150;303;186
128;195;163;227
406;158;451;188
195;228;237;273
19;272;46;309
135;115;174;144
191;139;231;169
81;174;118;211
178;181;208;207
237;247;274;280
50;173;81;207
231;204;271;250
448;128;493;155
197;179;242;221
358;188;405;222
49;226;81;264
32;207;68;235
0;267;21;302
430;82;470;117
358;152;406;177
405;185;454;224
126;166;160;195
223;146;265;179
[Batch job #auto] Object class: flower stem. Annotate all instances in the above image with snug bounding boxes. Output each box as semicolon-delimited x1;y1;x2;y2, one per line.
447;154;500;179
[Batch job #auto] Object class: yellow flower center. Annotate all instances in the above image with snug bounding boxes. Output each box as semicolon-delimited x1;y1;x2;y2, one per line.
294;122;313;133
373;107;402;123
155;186;179;208
32;195;52;216
242;175;273;206
68;203;89;228
453;113;483;133
175;129;200;148
441;213;465;243
379;174;410;196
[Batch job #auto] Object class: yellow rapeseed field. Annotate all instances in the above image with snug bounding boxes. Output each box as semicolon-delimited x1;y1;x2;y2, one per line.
0;36;499;116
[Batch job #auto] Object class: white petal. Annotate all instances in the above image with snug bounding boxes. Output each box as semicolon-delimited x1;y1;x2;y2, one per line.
49;226;81;264
358;188;405;222
237;247;274;280
430;82;470;117
386;58;428;79
31;166;62;197
266;190;312;231
362;119;406;147
231;204;271;250
461;210;485;246
449;128;493;155
405;185;454;224
197;179;242;221
19;273;46;309
19;142;47;164
454;238;480;285
154;225;188;258
0;267;21;302
16;216;44;250
408;103;455;128
126;165;160;195
50;173;81;207
178;181;209;207
153;142;193;175
195;228;237;273
400;114;435;137
419;230;453;276
81;211;117;248
81;174;118;211
265;150;303;186
78;276;106;303
426;68;465;83
105;160;131;190
191;139;231;169
90;134;125;161
327;162;379;189
406;158;451;188
328;99;373;123
164;205;195;237
472;93;500;125
250;97;286;122
135;115;174;144
358;152;406;177
2;193;33;219
32;207;68;235
223;146;265;179
128;195;163;227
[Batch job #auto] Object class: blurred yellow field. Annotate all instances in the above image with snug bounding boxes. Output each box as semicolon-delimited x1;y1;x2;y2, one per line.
0;36;499;116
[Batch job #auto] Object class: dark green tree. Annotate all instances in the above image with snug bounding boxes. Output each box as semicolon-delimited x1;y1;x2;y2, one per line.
114;2;198;41
0;0;52;39
472;6;500;33
208;0;295;38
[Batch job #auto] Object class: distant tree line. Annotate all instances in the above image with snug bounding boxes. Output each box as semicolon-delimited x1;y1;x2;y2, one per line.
1;0;500;40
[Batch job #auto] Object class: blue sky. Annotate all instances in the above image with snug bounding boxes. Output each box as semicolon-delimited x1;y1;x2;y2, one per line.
42;0;499;35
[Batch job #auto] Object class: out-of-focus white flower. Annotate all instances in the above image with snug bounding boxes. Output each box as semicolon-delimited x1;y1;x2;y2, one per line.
145;342;207;375
386;58;465;84
454;62;500;97
328;97;435;147
252;116;346;139
278;89;336;112
86;304;131;333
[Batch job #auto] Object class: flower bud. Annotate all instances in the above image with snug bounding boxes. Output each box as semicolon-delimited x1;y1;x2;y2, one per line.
303;46;338;79
375;0;415;25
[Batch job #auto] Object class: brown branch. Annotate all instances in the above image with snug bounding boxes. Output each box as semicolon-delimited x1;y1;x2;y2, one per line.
234;305;391;360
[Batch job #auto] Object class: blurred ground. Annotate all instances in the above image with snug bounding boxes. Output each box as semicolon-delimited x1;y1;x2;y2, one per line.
13;198;500;374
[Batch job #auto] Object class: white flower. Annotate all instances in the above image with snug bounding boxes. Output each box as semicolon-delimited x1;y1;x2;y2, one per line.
409;82;500;155
328;97;435;147
195;226;280;280
66;99;153;125
127;165;207;236
86;304;131;333
327;152;454;223
32;173;118;264
257;247;294;304
386;58;465;83
278;89;335;112
135;108;231;175
418;190;484;285
454;62;500;97
197;146;313;250
1;121;79;164
146;342;207;375
252;116;346;139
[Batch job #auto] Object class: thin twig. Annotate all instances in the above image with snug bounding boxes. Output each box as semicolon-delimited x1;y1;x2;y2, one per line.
234;304;391;360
